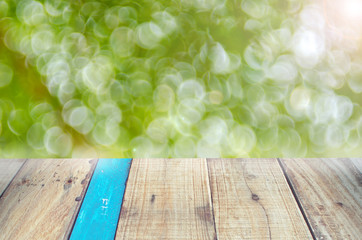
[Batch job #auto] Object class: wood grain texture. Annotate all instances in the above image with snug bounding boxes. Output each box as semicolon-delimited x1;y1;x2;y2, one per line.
115;158;217;240
207;158;313;240
280;158;362;240
70;158;132;240
0;158;97;240
0;159;26;196
350;158;362;172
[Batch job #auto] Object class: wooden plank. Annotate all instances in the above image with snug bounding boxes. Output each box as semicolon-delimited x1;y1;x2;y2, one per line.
280;158;362;240
0;158;97;240
115;158;216;240
0;159;26;196
207;158;313;239
350;158;362;172
70;158;132;240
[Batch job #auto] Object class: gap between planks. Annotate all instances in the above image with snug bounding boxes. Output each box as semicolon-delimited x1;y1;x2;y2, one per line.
206;159;219;240
0;158;98;240
65;158;99;239
116;159;313;240
207;158;312;239
114;158;134;239
2;158;359;240
69;158;131;240
0;159;27;198
115;158;217;240
277;158;317;240
279;158;362;240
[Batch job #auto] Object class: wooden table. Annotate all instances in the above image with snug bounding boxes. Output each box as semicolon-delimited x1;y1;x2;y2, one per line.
0;158;361;240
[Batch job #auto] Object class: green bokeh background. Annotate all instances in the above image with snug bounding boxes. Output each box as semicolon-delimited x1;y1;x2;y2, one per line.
0;0;361;158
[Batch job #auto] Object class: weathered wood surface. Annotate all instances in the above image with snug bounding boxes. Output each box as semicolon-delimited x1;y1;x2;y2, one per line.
70;158;132;240
0;158;361;240
207;158;313;239
0;158;97;240
350;158;362;172
0;159;25;196
115;158;216;240
280;158;362;240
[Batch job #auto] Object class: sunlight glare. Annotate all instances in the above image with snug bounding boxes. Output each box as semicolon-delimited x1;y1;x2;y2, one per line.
342;0;362;21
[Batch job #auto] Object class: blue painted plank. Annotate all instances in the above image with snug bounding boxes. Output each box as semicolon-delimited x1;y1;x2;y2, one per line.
70;158;131;240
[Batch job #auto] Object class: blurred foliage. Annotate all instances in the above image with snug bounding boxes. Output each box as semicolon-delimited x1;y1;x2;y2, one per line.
0;0;361;158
